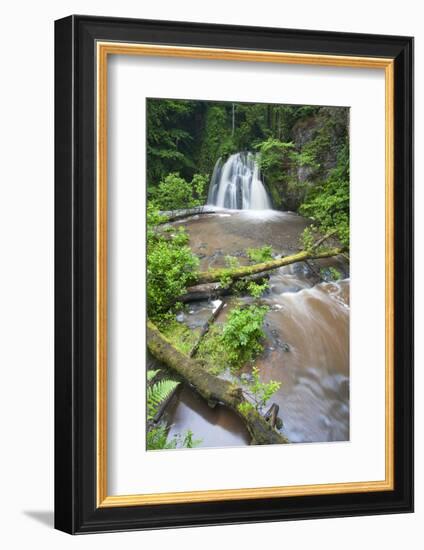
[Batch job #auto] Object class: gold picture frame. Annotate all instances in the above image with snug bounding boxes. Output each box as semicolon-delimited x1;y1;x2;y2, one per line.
57;16;411;532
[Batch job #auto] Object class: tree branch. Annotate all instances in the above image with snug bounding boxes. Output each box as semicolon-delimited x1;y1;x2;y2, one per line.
312;229;338;250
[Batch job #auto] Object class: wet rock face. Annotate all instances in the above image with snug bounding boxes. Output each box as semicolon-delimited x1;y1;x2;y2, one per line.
267;106;349;212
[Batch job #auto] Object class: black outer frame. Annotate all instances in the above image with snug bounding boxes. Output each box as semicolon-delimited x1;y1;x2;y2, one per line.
54;15;414;534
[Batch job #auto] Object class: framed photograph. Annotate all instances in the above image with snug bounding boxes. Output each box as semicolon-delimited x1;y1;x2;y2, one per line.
54;15;413;533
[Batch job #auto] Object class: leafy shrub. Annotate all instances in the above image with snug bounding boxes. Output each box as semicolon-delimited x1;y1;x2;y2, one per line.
147;209;199;317
255;138;296;177
146;425;202;450
300;225;317;251
299;145;349;247
152;172;208;211
197;305;269;373
247;280;269;298
221;305;269;369
244;366;281;412
246;245;273;263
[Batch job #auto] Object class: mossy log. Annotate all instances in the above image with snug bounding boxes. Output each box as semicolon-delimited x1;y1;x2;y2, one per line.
147;320;288;445
194;247;345;285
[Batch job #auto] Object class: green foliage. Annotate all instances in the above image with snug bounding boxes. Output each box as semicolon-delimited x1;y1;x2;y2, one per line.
147;206;199;317
255;138;296;172
151;172;208;211
237;401;255;417
221;305;269;369
320;266;342;282
147;99;196;185
146;99;349;241
244;366;281;412
147;378;180;420
147;425;202;450
246;280;269;298
246;245;273;263
147;202;168;226
147;235;198;316
196;305;269;373
181;430;202;448
198;105;236;173
145;364;202;451
299;145;350;246
217;256;240;289
195;324;228;375
218;273;233;290
300;225;318;252
191;173;208;201
156;314;199;355
147;369;160;383
224;255;240;269
147;425;178;450
231;278;269;298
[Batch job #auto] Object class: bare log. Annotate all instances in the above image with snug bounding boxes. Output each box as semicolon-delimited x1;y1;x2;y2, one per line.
147;320;288;445
264;403;280;429
194;247;346;285
160;207;216;223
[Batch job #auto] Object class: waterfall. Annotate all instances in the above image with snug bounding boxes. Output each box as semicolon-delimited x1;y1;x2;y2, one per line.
207;152;272;210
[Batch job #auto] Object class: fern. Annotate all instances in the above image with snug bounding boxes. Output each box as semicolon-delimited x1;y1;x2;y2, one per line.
146;424;203;450
147;379;179;420
147;369;160;383
147;424;178;450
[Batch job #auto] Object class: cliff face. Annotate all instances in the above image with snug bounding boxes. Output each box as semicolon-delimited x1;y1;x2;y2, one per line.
265;107;349;212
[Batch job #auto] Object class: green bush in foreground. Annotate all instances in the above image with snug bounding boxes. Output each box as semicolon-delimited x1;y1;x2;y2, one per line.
197;304;270;373
221;305;269;369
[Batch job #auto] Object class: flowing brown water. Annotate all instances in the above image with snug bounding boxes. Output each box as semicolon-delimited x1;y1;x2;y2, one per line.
163;209;349;446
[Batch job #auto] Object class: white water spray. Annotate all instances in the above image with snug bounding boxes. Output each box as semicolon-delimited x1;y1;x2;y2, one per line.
207;152;272;210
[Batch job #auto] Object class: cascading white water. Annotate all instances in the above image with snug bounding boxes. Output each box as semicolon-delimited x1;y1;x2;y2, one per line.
207;152;272;210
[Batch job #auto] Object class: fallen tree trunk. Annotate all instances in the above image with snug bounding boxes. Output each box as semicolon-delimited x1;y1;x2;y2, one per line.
180;273;270;303
160;207;216;223
147;320;288;445
194;247;346;285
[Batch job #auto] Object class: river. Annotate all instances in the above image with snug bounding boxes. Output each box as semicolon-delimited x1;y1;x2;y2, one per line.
157;208;349;447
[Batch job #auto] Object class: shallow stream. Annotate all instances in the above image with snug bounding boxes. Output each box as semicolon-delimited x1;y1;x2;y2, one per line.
159;209;349;446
